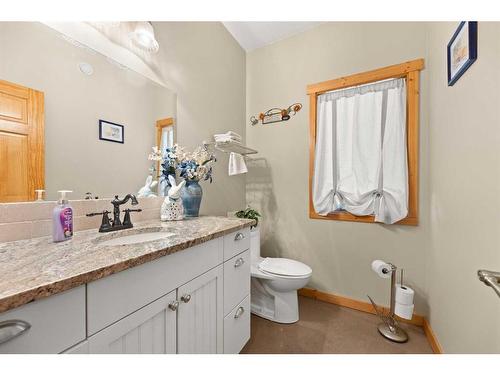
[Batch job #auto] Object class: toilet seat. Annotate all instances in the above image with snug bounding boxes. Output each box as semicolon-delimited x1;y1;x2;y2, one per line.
258;257;312;278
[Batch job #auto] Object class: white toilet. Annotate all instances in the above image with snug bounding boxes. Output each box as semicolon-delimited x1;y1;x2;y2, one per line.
250;227;312;323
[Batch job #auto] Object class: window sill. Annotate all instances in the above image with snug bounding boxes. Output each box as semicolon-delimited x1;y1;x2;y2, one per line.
309;211;418;226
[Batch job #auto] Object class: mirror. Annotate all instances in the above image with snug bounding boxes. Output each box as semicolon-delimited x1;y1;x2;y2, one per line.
0;22;176;202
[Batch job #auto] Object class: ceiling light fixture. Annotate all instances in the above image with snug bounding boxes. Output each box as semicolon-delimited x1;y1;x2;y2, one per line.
129;21;159;53
78;62;94;76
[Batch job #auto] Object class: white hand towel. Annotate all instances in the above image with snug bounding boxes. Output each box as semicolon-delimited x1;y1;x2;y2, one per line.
214;131;242;143
214;135;241;144
225;131;242;141
228;152;247;176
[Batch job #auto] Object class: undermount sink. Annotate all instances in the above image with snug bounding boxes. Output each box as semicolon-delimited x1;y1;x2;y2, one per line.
98;231;176;247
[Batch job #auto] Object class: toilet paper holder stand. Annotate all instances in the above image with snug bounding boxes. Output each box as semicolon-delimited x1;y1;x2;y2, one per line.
367;264;409;343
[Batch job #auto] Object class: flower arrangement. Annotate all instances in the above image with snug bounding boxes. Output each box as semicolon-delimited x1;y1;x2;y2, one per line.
160;144;216;186
147;146;163;175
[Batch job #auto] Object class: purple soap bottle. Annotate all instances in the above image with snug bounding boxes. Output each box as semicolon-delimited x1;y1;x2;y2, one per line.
53;190;73;242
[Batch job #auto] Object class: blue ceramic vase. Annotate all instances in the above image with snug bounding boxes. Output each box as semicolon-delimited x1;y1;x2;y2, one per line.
181;180;203;217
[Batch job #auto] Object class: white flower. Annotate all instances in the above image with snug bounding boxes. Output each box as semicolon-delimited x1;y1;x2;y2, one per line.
148;146;162;161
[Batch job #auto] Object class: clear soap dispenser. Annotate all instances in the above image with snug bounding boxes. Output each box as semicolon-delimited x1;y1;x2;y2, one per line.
53;190;73;242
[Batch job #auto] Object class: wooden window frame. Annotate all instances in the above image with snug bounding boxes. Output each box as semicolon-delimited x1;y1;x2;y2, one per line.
155;117;175;178
307;59;424;226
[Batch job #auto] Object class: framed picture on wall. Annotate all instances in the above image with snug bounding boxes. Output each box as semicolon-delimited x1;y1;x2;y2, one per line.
447;21;478;86
99;120;124;144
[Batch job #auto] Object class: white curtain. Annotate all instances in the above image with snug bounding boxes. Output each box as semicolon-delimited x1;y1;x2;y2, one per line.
158;126;175;197
312;78;408;224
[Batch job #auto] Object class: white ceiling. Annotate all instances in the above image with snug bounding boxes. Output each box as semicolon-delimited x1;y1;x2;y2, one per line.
222;22;322;52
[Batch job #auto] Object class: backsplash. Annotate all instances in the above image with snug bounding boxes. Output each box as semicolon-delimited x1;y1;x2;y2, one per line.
0;197;164;243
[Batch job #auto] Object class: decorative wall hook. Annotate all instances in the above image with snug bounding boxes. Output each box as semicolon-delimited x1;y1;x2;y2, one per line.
250;103;302;126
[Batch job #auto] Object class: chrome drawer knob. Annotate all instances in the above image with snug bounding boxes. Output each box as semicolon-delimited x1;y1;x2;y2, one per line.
234;257;245;268
168;301;180;311
181;294;191;303
234;232;245;241
234;306;245;319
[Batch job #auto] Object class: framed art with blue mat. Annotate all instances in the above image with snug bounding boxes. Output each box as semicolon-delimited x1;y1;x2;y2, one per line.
447;21;477;86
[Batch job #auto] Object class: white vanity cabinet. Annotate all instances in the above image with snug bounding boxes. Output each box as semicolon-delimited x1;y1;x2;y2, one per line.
0;227;252;354
0;286;86;354
177;265;223;354
87;266;224;354
222;227;251;353
87;290;177;354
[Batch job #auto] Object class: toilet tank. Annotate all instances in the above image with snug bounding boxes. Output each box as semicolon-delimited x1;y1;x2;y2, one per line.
250;227;261;263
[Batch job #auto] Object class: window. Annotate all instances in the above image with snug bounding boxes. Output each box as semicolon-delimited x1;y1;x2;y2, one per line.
156;117;175;196
307;59;423;225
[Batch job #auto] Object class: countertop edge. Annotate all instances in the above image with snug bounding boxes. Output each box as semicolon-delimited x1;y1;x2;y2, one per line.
0;220;254;314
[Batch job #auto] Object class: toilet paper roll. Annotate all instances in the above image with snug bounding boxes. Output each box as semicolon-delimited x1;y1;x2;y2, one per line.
371;260;392;279
395;284;415;305
395;302;414;320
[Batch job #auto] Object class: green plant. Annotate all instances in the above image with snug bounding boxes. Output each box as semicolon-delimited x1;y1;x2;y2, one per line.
235;207;261;228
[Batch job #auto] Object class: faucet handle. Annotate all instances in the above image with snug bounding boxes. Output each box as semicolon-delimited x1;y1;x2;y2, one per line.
86;211;112;232
122;208;142;226
86;210;109;217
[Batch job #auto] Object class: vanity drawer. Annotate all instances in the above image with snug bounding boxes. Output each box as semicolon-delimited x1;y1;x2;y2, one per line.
223;294;250;354
223;249;250;316
87;237;223;336
0;286;86;354
223;227;250;261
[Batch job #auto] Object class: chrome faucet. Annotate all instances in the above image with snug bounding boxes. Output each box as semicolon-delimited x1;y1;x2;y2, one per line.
86;194;142;233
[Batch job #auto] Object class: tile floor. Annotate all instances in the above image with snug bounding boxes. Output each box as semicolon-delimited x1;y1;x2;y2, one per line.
241;296;433;354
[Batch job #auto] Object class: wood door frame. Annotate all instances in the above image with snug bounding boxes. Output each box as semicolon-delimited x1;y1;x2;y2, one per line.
0;79;44;202
307;59;424;226
155;117;175;178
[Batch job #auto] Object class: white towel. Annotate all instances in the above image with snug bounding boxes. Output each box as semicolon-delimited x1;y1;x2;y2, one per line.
226;131;242;139
214;131;242;143
214;135;241;144
228;152;247;176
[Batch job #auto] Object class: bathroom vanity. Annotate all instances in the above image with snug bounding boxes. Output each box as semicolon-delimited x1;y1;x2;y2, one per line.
0;217;253;354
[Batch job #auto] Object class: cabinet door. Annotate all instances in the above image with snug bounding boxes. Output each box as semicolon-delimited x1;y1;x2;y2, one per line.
88;291;177;354
177;265;223;354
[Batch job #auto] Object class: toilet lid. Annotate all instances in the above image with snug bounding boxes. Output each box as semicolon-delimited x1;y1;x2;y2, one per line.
258;258;312;277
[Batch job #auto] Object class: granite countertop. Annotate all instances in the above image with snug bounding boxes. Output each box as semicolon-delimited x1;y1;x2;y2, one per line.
0;216;254;314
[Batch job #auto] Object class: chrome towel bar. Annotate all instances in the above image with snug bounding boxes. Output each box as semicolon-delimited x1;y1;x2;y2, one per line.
477;270;500;298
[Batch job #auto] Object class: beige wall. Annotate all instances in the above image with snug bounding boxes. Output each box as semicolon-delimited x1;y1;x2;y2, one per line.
426;22;500;353
246;22;430;313
0;22;176;200
153;22;247;216
246;21;500;353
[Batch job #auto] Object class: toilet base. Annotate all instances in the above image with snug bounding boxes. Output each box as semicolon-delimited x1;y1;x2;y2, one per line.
250;278;300;324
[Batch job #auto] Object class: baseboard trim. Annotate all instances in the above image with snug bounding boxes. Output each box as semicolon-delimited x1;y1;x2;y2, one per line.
298;287;442;353
422;318;443;354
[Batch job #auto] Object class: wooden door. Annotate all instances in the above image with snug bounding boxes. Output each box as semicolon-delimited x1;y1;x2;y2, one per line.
0;79;44;202
177;265;223;354
88;291;177;354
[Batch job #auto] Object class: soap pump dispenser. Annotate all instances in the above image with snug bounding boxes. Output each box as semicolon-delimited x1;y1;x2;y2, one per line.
53;190;73;242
